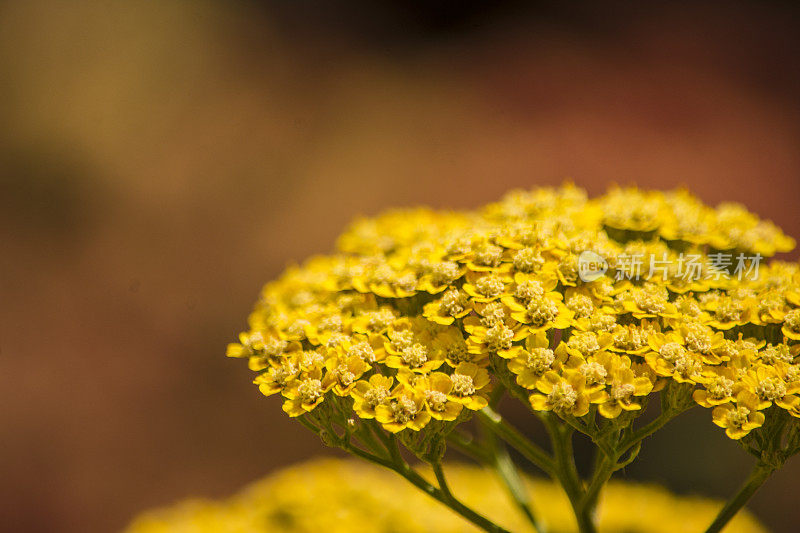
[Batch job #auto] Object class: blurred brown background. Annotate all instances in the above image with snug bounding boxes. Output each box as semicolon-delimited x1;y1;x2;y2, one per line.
1;1;800;532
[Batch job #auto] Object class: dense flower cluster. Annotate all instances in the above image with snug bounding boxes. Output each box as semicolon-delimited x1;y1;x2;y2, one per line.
229;185;799;443
125;459;766;533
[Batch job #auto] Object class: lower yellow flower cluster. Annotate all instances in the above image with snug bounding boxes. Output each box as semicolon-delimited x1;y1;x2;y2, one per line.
125;459;766;533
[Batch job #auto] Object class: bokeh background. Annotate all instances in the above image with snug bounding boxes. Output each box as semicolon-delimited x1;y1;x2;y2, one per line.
2;1;800;532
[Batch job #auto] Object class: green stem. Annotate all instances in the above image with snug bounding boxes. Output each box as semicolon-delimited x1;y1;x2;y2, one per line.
431;461;455;499
297;414;320;434
617;405;689;455
354;435;510;532
398;457;511;533
368;420;397;456
478;414;545;533
562;415;594;439
704;463;774;533
447;431;493;463
300;416;510;533
478;408;556;478
580;453;615;519
493;438;546;532
346;439;397;468
356;425;389;459
542;415;594;533
489;382;507;409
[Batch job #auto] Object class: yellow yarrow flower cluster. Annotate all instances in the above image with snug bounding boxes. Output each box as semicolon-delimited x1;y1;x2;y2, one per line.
125;459;766;533
229;185;799;446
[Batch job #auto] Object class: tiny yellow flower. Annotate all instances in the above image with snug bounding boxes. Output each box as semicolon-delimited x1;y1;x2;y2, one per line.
782;308;800;341
375;387;431;433
712;390;765;439
351;307;396;335
610;321;659;355
463;272;511;303
506;333;568;390
461;239;510;273
564;350;621;392
416;261;464;294
351;375;394;419
282;368;331;417
417;373;464;421
447;362;491;410
693;366;738;408
530;370;597;417
321;353;370;396
431;327;483;368
422;288;471;326
508;293;574;334
254;359;299;397
596;367;653;419
740;365;800;410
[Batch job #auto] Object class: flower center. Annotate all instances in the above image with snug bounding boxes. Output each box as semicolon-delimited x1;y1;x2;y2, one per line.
514;280;545;303
610;382;635;401
526;348;555;374
389;330;415;351
401;343;429;368
263;337;288;358
485;323;514;351
581;361;608;385
335;363;356;387
761;344;793;364
394;273;417;292
366;309;395;332
614;326;648;351
676;356;702;380
475;275;505;298
726;406;751;429
786;309;800;332
567;294;594;318
548;382;577;412
451;374;476;397
568;333;601;356
391;397;418;423
441;289;467;316
431;261;460;286
559;255;580;283
363;387;389;408
445;341;470;364
479;302;506;327
426;390;448;412
474;244;503;267
318;315;343;332
348;341;376;363
659;342;686;363
755;377;786;401
684;326;712;353
707;376;734;399
526;297;558;327
513;247;545;273
298;378;323;404
635;292;666;314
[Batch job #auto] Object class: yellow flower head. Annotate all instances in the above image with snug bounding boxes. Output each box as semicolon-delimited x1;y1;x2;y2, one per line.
230;184;799;443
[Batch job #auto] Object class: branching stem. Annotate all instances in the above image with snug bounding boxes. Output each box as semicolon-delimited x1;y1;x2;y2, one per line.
704;462;774;533
300;415;511;533
477;408;556;478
